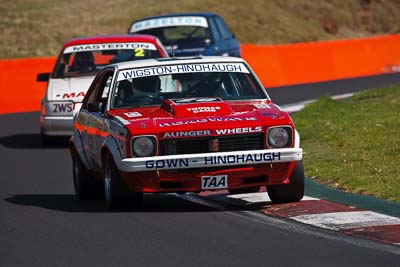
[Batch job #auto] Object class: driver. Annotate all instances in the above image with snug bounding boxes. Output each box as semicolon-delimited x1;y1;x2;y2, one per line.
131;76;161;96
69;52;95;73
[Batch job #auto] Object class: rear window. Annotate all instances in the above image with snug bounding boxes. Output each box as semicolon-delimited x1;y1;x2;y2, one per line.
53;43;162;78
137;26;211;44
130;16;211;47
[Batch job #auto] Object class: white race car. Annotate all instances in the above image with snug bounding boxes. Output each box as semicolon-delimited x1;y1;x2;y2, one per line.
37;34;168;145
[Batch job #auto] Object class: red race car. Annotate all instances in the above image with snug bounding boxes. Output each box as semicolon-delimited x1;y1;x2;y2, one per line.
70;56;304;209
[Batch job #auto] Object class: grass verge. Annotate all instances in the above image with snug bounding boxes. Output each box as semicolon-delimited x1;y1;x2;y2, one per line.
292;85;400;202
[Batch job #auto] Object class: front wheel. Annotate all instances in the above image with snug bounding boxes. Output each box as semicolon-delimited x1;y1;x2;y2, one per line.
103;154;143;210
267;160;305;203
72;150;102;200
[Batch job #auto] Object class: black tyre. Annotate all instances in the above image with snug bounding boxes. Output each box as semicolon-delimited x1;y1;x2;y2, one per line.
72;149;103;200
267;160;305;203
228;186;261;195
103;154;143;210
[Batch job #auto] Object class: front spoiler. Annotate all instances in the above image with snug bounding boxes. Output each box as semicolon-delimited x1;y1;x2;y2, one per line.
120;148;302;172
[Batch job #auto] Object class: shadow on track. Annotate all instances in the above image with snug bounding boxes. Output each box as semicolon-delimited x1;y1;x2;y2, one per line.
4;193;226;213
200;193;274;211
0;134;69;149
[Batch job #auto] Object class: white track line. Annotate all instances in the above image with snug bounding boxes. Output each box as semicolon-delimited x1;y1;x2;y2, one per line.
280;93;354;113
291;211;400;230
227;192;318;203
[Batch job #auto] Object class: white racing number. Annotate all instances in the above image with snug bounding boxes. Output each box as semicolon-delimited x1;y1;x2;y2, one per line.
201;175;228;190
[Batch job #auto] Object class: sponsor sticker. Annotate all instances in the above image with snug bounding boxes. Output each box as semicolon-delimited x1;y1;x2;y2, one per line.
172;98;221;104
64;42;157;53
162;127;262;139
215;126;262;135
130;16;208;32
233;111;249;115
203;152;281;165
115;116;131;125
117;63;249;81
57;91;86;99
262;113;277;118
144;152;282;170
254;103;270;109
186;106;221;113
159;117;257;127
124;112;142;118
163;130;212;138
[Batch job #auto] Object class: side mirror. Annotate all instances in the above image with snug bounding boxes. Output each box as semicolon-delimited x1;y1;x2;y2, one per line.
87;102;102;113
37;73;50;82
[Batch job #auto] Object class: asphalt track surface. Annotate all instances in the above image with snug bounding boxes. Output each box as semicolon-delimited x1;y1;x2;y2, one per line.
267;72;400;105
1;73;400;266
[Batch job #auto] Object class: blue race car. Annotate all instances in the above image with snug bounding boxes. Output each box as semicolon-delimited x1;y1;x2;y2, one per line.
128;12;241;57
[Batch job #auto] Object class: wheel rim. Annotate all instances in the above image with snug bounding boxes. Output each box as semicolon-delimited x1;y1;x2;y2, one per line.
104;161;112;206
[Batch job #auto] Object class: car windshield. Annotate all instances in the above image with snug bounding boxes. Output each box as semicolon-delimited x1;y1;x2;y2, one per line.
137;26;211;45
53;46;162;78
112;65;267;109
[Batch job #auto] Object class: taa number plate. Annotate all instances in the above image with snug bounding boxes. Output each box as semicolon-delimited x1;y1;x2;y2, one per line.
201;175;228;190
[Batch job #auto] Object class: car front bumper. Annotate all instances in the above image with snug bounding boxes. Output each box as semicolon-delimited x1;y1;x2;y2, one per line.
120;148;302;172
119;148;302;193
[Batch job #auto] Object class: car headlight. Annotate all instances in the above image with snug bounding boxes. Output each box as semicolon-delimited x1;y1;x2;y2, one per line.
267;126;292;148
132;136;157;157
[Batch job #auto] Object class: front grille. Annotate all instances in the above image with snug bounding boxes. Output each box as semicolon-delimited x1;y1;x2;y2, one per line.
161;134;264;155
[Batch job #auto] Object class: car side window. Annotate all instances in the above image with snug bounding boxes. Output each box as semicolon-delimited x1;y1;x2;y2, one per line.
209;17;222;42
101;75;113;100
82;77;100;110
215;17;232;40
82;70;114;111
